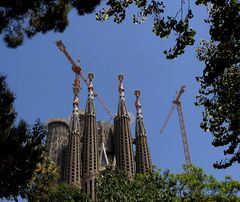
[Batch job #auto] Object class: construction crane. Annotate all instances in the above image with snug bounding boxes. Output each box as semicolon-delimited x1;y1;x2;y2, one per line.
55;40;114;119
160;85;192;165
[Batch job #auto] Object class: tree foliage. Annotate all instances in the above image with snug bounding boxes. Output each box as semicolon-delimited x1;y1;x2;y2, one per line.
20;154;60;202
0;0;101;48
195;0;240;168
96;0;196;59
0;0;196;59
175;164;240;201
0;74;46;200
96;167;176;201
97;165;240;201
44;183;90;202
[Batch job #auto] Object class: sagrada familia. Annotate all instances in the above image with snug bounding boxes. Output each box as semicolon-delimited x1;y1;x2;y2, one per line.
46;73;152;199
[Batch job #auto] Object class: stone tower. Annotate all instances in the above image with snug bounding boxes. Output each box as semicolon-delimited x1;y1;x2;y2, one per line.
46;119;69;181
64;75;81;187
134;90;152;174
82;73;99;198
114;75;134;177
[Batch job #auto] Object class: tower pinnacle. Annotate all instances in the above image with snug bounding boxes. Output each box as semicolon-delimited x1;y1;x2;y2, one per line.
115;75;134;177
135;89;142;117
134;90;152;174
118;74;125;98
73;73;80;112
64;73;82;187
82;73;98;199
88;73;94;98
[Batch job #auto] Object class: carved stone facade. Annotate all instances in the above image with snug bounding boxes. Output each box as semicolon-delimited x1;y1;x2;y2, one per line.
46;74;152;198
46;118;114;182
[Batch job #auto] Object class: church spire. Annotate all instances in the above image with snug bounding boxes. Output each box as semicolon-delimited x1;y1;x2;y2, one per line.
64;73;81;187
82;73;98;199
134;90;152;174
117;74;128;116
114;75;134;177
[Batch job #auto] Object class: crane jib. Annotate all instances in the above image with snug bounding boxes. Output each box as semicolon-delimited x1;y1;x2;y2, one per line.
55;40;114;119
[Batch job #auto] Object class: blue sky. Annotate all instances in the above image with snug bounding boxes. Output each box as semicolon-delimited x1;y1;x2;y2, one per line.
1;1;240;201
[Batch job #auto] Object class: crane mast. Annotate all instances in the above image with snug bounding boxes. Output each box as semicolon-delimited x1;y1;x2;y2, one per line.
160;85;192;165
176;100;191;165
55;40;114;119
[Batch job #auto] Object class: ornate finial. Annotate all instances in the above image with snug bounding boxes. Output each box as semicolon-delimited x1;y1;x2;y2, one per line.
134;89;141;97
134;89;141;110
134;89;142;117
73;76;80;95
88;73;94;98
73;74;80;112
118;74;124;81
88;72;94;80
118;74;125;97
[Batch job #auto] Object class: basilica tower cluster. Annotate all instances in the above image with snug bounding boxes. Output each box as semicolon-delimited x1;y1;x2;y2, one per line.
46;74;152;198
